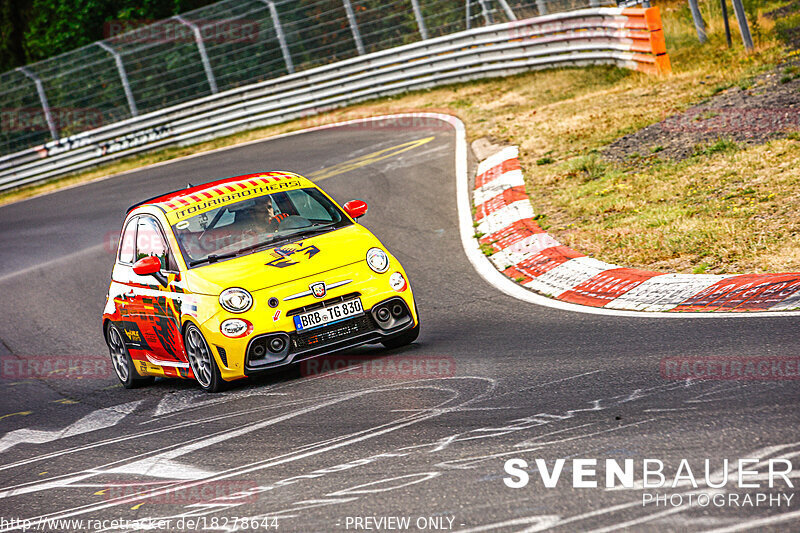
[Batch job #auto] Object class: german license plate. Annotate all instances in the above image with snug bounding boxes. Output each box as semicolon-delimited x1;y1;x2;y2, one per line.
293;298;364;331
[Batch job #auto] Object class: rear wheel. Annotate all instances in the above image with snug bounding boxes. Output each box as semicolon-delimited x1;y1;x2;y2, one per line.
381;322;420;349
184;324;226;393
106;324;155;388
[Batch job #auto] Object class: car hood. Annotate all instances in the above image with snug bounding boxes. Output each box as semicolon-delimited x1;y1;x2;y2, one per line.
183;224;383;295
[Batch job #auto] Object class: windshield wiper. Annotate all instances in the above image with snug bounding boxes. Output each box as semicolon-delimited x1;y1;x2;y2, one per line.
189;225;338;266
189;239;274;266
283;223;338;239
241;224;336;252
234;236;284;256
189;251;239;266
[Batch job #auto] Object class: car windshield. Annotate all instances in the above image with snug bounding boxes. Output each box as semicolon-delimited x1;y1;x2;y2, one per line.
172;187;350;267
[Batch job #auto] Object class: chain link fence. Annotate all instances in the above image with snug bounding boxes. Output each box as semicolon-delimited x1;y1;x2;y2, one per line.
0;0;610;159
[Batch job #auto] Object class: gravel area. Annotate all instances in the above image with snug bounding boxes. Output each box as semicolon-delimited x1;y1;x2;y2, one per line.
602;59;800;162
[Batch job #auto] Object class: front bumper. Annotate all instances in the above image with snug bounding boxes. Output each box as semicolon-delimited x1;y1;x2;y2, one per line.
244;296;415;373
197;260;417;380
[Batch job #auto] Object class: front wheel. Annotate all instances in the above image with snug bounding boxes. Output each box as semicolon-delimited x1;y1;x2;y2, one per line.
184;324;226;392
106;324;155;389
381;322;420;349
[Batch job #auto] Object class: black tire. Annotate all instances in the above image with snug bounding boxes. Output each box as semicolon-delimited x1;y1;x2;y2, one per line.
184;323;226;392
381;322;420;349
106;324;155;389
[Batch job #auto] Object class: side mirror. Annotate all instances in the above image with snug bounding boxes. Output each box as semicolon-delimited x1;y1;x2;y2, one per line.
343;200;368;220
133;256;167;286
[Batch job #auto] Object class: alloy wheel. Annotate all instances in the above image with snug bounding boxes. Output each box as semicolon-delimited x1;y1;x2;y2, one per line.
107;326;130;383
186;326;213;388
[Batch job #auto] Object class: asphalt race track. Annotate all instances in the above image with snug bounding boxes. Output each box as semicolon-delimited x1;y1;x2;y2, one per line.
0;117;798;532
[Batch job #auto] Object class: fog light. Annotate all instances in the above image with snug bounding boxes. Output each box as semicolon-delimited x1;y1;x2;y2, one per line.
269;337;286;353
253;344;266;357
389;272;407;292
220;318;251;338
391;303;405;318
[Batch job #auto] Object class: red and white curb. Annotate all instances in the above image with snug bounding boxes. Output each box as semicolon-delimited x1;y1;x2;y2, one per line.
472;146;800;313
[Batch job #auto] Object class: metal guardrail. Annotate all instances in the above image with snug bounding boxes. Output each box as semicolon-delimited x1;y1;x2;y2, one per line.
0;7;669;193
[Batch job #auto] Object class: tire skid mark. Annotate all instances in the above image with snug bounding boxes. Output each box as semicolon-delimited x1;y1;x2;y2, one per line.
0;389;376;499
0;401;141;454
0;378;492;532
0;368;382;473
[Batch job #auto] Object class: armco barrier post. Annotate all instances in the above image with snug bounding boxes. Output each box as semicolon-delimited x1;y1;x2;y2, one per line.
174;15;218;94
497;0;518;21
410;0;429;39
720;0;733;47
265;1;295;74
16;67;59;141
478;0;494;25
688;0;708;43
342;0;366;55
96;41;138;117
730;0;754;50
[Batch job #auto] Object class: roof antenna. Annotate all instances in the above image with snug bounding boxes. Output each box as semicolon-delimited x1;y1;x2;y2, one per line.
186;183;195;188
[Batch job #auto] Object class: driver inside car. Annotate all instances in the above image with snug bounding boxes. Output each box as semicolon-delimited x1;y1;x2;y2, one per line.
264;198;290;229
237;198;289;235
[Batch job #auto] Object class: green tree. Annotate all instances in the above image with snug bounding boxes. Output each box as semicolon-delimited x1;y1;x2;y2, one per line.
0;0;218;71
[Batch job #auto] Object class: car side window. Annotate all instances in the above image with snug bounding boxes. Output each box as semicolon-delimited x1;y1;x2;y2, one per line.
136;216;173;271
118;217;137;264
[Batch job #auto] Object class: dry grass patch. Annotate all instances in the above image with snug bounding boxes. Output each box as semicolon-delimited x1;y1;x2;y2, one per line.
531;138;800;274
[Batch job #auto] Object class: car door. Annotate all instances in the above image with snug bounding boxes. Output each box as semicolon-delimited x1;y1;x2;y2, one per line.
111;216;153;357
132;215;187;366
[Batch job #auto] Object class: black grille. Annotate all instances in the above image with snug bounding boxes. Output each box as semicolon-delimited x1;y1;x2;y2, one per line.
291;314;375;351
287;292;361;317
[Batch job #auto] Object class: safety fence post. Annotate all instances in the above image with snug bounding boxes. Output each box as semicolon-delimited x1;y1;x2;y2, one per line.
264;1;295;73
97;41;138;117
17;66;59;140
688;0;708;43
342;0;366;54
174;15;219;94
410;0;429;39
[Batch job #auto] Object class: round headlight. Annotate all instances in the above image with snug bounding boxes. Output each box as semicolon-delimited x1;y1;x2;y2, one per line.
219;288;253;313
366;248;389;273
221;318;251;338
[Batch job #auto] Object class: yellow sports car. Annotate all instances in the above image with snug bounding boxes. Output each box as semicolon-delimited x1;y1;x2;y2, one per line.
102;171;419;392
